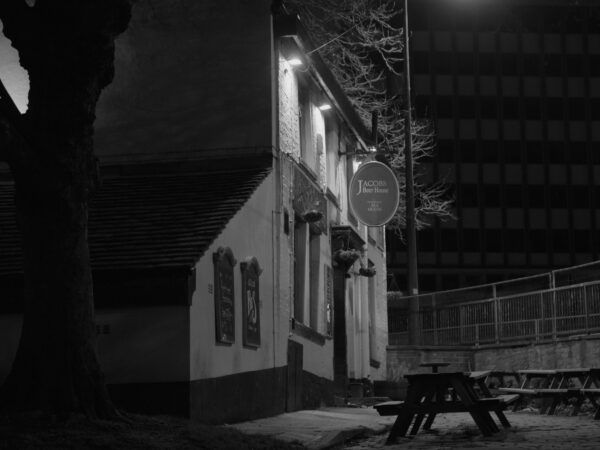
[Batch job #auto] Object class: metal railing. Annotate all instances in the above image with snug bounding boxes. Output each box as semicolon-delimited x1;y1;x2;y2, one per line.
389;280;600;347
388;260;600;311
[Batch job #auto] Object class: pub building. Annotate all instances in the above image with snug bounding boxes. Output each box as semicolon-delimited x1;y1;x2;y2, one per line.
0;0;389;423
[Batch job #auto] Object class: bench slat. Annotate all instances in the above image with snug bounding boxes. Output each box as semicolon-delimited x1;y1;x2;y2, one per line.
498;387;537;395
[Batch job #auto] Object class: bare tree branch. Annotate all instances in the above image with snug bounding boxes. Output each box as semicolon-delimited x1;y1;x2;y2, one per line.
285;0;455;233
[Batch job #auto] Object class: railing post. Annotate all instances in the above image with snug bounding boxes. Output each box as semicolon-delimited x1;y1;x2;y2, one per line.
539;291;545;340
493;284;500;344
475;324;480;347
552;288;558;341
535;319;540;342
584;285;589;334
432;294;438;346
459;305;464;345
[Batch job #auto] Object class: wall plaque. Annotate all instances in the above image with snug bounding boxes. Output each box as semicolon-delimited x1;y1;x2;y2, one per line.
241;257;262;348
213;247;236;344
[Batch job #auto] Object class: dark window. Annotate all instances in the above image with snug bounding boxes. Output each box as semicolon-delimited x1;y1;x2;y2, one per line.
529;230;547;252
591;99;600;120
571;186;590;208
528;186;545;207
591;56;600;76
569;144;587;164
546;143;565;163
460;184;479;207
502;54;518;75
482;141;499;163
505;230;525;252
412;52;430;73
458;97;476;118
566;55;584;77
437;140;455;162
441;275;460;290
485;229;503;252
552;230;570;253
547;98;565;120
568;98;586;121
524;98;541;120
440;229;458;252
504;185;523;207
543;55;562;75
503;98;519;118
458;53;474;75
526;142;544;163
436;96;453;118
523;56;539;75
418;274;437;292
415;96;431;117
483;186;501;207
462;229;481;252
478;54;496;75
480;97;497;119
432;53;454;73
573;231;590;253
503;142;522;163
549;186;568;208
459;141;478;162
418;229;436;252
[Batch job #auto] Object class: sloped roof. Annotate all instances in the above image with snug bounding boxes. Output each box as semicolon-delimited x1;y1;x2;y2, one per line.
0;164;271;276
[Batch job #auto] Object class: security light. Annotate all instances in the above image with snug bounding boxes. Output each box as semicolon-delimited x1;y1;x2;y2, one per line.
318;103;332;111
287;57;303;67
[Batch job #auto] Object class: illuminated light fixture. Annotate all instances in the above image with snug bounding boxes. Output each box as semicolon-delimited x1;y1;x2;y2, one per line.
287;57;303;67
368;146;377;152
318;103;332;111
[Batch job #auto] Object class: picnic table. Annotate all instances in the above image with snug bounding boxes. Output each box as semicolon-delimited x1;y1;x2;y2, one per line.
499;368;600;417
375;372;513;444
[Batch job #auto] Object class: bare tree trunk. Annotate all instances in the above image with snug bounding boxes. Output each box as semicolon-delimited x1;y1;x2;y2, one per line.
0;0;134;418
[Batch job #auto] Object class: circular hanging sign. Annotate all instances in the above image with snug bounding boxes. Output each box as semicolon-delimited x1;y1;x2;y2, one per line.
349;161;400;226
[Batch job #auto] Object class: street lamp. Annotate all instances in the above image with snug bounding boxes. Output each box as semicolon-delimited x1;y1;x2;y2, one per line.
402;0;420;345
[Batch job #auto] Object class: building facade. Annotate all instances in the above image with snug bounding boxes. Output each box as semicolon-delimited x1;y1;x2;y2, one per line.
0;0;388;423
387;0;600;293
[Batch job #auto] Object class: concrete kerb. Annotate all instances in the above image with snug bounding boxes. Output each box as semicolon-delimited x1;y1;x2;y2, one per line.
230;406;396;450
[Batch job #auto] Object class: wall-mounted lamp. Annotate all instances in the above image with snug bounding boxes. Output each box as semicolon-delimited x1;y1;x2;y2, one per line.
287;57;303;67
318;103;331;111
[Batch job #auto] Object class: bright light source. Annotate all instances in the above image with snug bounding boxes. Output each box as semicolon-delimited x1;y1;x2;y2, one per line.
287;58;303;67
318;103;332;111
368;146;377;152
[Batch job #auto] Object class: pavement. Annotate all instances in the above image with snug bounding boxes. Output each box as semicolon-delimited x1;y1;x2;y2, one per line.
231;404;600;449
231;405;396;449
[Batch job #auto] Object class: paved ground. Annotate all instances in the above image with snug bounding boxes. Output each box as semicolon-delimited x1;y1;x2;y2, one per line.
232;406;600;450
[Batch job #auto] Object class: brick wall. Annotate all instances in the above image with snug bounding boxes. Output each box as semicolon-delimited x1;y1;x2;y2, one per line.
474;335;600;371
386;346;474;382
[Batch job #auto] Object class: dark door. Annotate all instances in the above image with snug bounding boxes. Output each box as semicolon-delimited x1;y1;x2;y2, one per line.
286;339;303;412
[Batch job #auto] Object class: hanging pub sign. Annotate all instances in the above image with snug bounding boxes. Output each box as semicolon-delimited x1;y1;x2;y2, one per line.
348;161;400;226
241;257;262;348
213;246;236;344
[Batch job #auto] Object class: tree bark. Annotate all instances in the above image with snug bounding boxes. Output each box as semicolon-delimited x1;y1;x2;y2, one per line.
0;0;134;418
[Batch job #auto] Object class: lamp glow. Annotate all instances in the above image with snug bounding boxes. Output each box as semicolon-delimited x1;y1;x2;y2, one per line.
287;58;303;67
318;103;332;111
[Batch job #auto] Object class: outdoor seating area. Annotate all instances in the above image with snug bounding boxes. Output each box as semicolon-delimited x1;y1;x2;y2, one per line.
499;368;600;418
374;365;600;444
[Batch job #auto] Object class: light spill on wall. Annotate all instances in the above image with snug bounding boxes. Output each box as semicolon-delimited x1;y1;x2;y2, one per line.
0;22;29;113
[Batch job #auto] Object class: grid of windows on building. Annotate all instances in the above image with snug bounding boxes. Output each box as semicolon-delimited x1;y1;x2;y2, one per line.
387;0;600;294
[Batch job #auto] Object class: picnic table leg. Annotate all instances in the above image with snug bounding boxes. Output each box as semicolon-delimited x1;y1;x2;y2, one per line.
410;392;434;435
422;413;436;430
547;397;561;415
450;379;498;436
494;409;511;428
386;384;422;444
387;407;415;444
